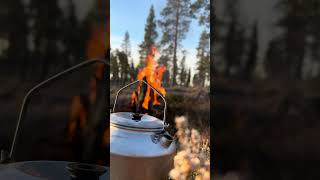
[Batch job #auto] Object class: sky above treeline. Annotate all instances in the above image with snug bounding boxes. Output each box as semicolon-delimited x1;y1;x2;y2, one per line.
215;0;279;77
69;0;314;78
110;0;208;76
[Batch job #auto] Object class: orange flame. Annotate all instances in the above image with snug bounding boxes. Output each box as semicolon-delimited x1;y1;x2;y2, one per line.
131;46;166;110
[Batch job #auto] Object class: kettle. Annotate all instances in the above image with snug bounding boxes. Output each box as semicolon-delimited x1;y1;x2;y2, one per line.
110;80;176;180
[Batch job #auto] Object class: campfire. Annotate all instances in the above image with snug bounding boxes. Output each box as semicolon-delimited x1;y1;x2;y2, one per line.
130;46;166;115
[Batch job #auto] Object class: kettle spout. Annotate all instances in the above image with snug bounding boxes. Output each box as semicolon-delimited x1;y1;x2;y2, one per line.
160;133;174;148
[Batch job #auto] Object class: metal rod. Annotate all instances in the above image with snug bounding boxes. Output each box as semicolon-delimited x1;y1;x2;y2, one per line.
112;80;167;130
9;59;108;160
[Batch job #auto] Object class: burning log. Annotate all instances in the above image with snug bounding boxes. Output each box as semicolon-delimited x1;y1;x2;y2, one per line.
130;46;166;117
66;63;108;165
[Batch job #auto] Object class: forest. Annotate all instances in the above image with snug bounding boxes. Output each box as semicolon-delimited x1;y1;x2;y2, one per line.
110;0;210;88
0;0;108;164
214;0;320;179
0;0;106;82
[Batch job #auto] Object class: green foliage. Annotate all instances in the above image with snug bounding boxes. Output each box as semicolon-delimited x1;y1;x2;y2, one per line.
158;55;171;86
274;0;308;79
186;68;191;87
264;38;287;78
138;5;158;70
111;48;136;84
0;0;98;82
29;0;64;80
121;31;131;58
5;0;28;79
214;0;246;78
110;52;119;81
61;0;86;68
190;0;210;28
224;21;245;77
117;50;130;84
129;60;137;81
159;0;192;86
244;22;258;80
195;31;210;87
179;55;187;86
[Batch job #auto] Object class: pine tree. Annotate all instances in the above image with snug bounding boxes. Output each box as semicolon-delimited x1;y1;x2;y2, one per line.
30;0;63;80
244;22;258;80
119;32;131;84
121;31;131;58
222;0;246;77
6;0;29;80
117;50;130;84
308;2;320;76
190;0;210;28
138;5;158;70
211;3;225;76
159;0;192;86
264;38;287;79
179;55;187;86
110;51;119;81
196;31;210;87
129;59;137;81
185;68;191;87
62;0;82;68
158;55;170;86
193;74;200;87
275;0;308;79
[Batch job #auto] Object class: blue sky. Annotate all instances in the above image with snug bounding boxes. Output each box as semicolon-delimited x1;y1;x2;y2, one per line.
110;0;208;75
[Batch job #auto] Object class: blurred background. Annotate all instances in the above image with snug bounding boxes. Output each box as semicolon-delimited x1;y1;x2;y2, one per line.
0;0;108;166
213;0;320;179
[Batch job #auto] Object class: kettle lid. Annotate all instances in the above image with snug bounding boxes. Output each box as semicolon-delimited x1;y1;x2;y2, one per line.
110;112;164;132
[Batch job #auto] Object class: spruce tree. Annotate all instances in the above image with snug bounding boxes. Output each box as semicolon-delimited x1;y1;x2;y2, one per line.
110;51;119;81
129;60;136;81
223;0;245;77
185;68;191;87
121;31;131;58
179;53;187;86
30;0;63;80
158;55;171;86
196;31;210;87
275;0;308;79
193;74;200;87
62;0;81;68
244;22;258;80
308;1;320;78
117;50;130;84
138;5;158;70
264;38;287;78
6;0;29;80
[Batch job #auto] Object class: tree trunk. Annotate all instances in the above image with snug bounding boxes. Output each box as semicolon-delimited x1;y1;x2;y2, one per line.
172;0;180;86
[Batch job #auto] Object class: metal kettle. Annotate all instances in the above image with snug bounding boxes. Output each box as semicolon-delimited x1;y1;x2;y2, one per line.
110;80;176;180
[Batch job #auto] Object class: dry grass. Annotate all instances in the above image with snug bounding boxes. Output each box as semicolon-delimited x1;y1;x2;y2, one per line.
169;116;210;180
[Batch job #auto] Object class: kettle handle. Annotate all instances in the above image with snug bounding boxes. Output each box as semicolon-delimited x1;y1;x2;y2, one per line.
9;59;108;161
112;80;168;128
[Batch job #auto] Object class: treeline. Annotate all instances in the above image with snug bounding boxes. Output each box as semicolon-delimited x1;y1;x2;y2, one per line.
0;0;99;82
214;0;320;80
110;0;210;87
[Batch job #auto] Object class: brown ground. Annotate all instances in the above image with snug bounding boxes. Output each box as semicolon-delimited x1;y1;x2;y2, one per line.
214;77;320;180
